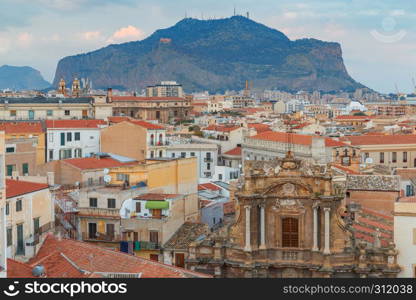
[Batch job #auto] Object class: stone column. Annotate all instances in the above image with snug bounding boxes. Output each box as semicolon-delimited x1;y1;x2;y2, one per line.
312;206;319;251
259;204;266;249
244;205;251;252
323;207;331;254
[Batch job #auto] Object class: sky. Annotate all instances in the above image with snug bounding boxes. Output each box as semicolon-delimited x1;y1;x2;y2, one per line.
0;0;415;93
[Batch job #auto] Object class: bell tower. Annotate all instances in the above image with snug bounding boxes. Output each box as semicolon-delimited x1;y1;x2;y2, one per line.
58;78;66;96
71;78;81;97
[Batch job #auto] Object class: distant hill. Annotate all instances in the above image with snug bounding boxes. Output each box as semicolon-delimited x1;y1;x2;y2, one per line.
0;65;50;91
53;16;364;93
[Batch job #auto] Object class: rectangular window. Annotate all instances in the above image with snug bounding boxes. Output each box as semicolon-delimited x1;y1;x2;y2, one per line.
67;132;72;142
28;110;35;120
49;150;53;160
5;203;9;215
16;199;22;212
89;198;98;208
392;152;397;163
6;164;15;176
60;132;65;146
190;152;195;157
181;152;186;158
64;110;70;116
22;163;29;175
207;163;211;170
149;231;159;244
6;147;15;153
171;153;175;158
403;152;408;163
47;110;53;116
282;217;299;248
107;198;116;209
48;133;53;143
135;202;141;213
82;110;88;118
75;132;80;141
74;148;82;158
33;217;40;235
380;152;384;164
10;110;16;117
6;227;12;247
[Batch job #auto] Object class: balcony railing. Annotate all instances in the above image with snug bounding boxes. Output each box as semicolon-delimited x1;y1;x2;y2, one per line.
127;240;160;250
78;207;121;218
204;157;213;162
82;232;121;242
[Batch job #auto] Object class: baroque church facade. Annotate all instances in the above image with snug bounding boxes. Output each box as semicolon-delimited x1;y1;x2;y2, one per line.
186;151;400;278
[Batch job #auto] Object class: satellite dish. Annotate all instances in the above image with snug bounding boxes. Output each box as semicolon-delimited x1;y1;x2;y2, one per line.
103;168;109;174
104;175;111;183
365;157;373;164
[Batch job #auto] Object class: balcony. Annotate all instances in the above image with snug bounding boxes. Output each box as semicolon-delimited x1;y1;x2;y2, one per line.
78;207;121;219
204;157;213;162
131;240;161;250
82;232;121;242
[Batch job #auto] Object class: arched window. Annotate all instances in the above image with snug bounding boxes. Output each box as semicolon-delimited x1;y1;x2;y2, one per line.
282;217;299;248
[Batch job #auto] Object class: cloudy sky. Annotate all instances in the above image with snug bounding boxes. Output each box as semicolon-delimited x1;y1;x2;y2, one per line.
1;0;415;93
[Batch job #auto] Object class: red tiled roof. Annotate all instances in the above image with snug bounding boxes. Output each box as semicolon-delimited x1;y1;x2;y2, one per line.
332;164;361;175
111;96;185;101
63;157;137;170
0;122;43;134
341;134;416;145
134;193;181;201
198;183;221;191
399;196;416;203
46;120;106;129
223;201;235;215
128;120;165;130
203;125;240;132
248;123;271;133
223;147;242;156
107;116;132;123
27;234;210;278
7;259;35;278
357;217;393;231
30;252;87;278
250;131;347;147
335;115;372;120
6;179;49;199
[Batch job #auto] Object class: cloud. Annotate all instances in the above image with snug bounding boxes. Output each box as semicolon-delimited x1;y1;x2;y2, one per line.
17;32;33;47
80;31;102;41
107;25;144;44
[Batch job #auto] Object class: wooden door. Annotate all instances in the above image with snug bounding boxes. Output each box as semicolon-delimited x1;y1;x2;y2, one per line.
175;253;185;268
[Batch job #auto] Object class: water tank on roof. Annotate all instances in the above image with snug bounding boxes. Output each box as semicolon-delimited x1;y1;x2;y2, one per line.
32;265;45;277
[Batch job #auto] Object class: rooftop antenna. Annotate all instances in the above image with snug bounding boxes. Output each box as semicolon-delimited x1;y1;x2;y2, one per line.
247;11;249;19
233;5;236;16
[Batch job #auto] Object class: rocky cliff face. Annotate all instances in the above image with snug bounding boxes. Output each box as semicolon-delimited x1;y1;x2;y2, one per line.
0;65;50;91
53;16;364;93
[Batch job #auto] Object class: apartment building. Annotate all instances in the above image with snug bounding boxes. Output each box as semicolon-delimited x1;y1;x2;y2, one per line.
109;92;191;123
0;122;45;176
0;96;112;120
75;157;198;256
341;135;416;169
101;120;167;160
166;143;218;179
146;81;184;98
243;131;347;165
5;179;53;260
45;119;106;162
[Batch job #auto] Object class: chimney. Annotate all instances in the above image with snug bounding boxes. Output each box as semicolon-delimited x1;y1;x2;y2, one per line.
106;88;113;103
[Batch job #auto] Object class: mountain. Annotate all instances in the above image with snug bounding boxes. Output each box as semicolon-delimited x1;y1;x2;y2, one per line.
0;65;50;91
53;16;364;93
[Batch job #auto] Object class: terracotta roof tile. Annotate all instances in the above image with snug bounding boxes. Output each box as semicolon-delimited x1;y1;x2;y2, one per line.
111;96;185;101
63;157;137;170
28;235;210;278
250;131;347;147
0;122;43;134
46;120;106;129
6;179;49;199
7;259;35;278
128;120;165;130
223;147;242;156
203;125;241;132
342;134;416;145
198;183;221;191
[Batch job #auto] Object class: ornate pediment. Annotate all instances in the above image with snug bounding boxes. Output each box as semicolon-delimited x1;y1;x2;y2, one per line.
262;180;313;198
